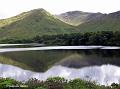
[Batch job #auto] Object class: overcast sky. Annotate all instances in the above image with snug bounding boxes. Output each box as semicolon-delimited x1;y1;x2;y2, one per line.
0;0;120;19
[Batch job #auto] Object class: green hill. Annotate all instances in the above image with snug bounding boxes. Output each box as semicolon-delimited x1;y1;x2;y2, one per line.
0;9;78;42
57;10;120;32
78;11;120;32
0;9;120;42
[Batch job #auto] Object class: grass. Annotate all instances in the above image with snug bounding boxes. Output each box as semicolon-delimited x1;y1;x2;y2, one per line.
0;9;120;42
0;9;78;41
78;15;120;32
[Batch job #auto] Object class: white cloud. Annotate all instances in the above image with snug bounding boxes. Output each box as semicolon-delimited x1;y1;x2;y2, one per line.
0;0;120;19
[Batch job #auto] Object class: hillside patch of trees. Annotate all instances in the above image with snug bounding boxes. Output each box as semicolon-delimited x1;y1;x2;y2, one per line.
33;31;120;46
1;31;120;46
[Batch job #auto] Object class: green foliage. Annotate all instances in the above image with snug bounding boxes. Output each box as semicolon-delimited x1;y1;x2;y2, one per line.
1;31;120;46
26;78;46;89
0;9;120;43
1;77;120;89
46;77;67;89
111;83;120;89
0;77;22;88
32;31;120;46
35;87;47;89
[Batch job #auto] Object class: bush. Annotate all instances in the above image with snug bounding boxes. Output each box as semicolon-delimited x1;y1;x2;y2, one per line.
46;77;67;89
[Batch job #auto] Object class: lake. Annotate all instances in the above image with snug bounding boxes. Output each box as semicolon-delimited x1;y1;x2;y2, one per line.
0;44;120;85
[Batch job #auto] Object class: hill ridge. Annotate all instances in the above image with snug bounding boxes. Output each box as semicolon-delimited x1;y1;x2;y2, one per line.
0;9;77;41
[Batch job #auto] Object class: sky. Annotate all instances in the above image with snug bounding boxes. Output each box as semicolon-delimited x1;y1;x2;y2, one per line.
0;0;120;19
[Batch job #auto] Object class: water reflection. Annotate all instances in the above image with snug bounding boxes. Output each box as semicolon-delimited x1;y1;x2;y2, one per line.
0;45;120;85
0;64;120;85
0;49;120;72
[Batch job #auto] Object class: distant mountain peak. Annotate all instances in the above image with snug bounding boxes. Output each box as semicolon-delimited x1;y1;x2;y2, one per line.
56;11;104;26
64;11;87;14
109;10;120;18
60;11;90;17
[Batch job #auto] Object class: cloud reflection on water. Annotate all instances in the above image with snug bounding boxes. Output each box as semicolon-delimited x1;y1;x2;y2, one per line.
0;64;120;85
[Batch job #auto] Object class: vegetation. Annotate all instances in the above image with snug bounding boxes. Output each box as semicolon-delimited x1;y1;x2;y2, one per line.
1;31;120;46
0;77;120;89
0;8;120;89
0;9;77;41
32;31;120;46
78;12;120;32
0;78;23;89
0;9;120;41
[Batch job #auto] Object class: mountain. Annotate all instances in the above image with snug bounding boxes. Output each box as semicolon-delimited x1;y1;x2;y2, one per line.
56;11;103;26
57;10;120;32
0;9;120;42
0;9;77;42
78;11;120;32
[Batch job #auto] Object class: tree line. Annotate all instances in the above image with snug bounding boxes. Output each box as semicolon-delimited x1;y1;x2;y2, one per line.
1;31;120;46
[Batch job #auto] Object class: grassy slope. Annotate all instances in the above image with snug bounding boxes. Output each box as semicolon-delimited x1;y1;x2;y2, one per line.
78;13;120;32
0;9;120;41
57;10;120;32
0;12;30;28
0;9;78;41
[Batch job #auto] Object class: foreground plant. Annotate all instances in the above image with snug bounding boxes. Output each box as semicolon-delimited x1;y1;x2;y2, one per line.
0;77;120;89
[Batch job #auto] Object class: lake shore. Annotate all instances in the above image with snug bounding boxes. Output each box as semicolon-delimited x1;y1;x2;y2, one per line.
0;45;120;53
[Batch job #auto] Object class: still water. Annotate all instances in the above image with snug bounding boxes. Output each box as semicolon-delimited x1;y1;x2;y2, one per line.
0;44;120;85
